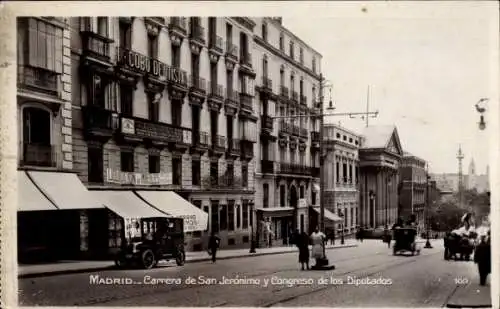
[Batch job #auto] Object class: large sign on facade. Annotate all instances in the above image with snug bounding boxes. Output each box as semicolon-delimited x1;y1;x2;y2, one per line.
105;168;172;186
178;214;200;233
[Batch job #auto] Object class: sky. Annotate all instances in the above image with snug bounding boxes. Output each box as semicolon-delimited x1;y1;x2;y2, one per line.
283;2;498;174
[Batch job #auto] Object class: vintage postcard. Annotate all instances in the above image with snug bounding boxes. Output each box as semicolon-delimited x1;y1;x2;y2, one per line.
0;1;498;308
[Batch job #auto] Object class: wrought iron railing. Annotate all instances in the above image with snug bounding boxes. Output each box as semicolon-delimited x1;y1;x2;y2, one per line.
192;131;209;147
226;42;238;60
278;163;312;176
170;17;187;33
261;115;273;130
17;65;59;94
209;35;224;52
20;143;56;167
212;134;226;151
190;75;207;93
280;86;289;98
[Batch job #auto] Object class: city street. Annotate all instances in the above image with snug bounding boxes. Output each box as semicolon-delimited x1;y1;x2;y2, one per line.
19;239;490;307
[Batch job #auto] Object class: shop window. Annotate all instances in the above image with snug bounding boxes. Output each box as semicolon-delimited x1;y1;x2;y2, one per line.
228;238;235;245
119;20;131;49
242;201;249;229
280;185;286;207
120;151;134;172
21;107;52;167
172;157;182;185
120;84;133;117
171;100;182;127
219;204;227;231
300;186;304;199
236;204;241;229
242;163;248;187
211;200;219;233
228;200;235;231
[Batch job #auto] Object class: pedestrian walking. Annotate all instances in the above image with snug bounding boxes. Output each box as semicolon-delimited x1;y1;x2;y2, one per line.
310;226;326;267
474;232;491;286
296;231;310;270
208;232;221;263
329;230;335;245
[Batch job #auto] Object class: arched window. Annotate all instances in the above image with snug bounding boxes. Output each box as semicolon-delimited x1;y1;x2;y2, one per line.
21;106;52;166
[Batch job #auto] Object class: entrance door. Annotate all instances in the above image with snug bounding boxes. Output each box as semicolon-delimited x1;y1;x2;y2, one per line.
290;186;298;229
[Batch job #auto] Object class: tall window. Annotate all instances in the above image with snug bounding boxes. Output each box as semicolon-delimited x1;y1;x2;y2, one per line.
262;22;267;41
208;17;216;45
147;34;158;59
280;67;284;88
312;86;316;106
97;17;108;37
120;151;134;172
226;23;233;45
226;115;233;140
119;21;132;49
262;56;268;78
210;63;217;92
236;203;241;228
240;32;248;59
242;163;248;187
349;164;353;183
227;69;233;93
356;166;359;184
343;163;348;183
289;41;294;59
263;183;269;208
192;158;201;186
279;33;284;51
300;186;304;199
210;161;218;186
120;84;133;117
88;147;103;183
91;75;106;108
312;191;316;205
299;153;305;166
299;79;303;96
280;149;285;163
210;111;218;143
148;93;159;122
172;157;182;185
20;18;63;73
226;162;234;185
290;74;294;92
171;46;180;68
312;57;316;73
299;47;304;64
171;100;182;127
242;201;249;229
148;155;160;173
336;161;340;183
262;142;269;161
22;107;51;146
191;53;200;79
280;185;286;207
228;200;235;231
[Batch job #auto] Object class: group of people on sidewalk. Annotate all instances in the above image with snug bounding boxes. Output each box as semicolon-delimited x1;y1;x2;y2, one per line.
291;226;328;270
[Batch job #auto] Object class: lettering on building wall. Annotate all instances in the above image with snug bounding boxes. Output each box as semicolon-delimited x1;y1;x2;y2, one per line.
120;49;186;81
178;214;200;233
105;168;172;185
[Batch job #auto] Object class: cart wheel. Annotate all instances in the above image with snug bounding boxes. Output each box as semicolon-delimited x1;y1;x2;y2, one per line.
176;250;186;266
141;250;156;269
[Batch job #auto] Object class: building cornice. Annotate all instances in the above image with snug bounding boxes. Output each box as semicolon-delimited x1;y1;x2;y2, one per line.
231;17;256;31
254;35;321;81
324;123;363;139
264;17;322;58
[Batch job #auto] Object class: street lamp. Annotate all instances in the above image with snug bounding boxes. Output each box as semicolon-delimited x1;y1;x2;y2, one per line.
339;210;345;245
369;191;376;228
475;98;489;130
424;174;433;248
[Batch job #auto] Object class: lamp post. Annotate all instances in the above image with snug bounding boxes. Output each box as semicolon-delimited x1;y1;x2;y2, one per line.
249;201;256;253
270;74;378;269
424;174;433;248
369;191;376;228
339;210;345;245
475;98;489;130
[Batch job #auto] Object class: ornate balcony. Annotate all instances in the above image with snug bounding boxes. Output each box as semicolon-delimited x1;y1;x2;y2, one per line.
240;93;253;112
166;66;189;100
117;115;192;149
82;105;115;141
208;35;224;61
227;138;240;157
240;140;254;160
224;89;239;116
189;23;205;49
169;17;187;45
239;52;253;75
278;163;312;176
291;124;300;136
207;82;224;111
188;75;207;105
211;134;226;155
17;65;59;96
280;86;289;100
146;17;165;25
279;120;292;135
261;160;274;174
80;31;113;67
202;175;250;191
20;143;56;168
225;42;238;70
261;115;273;131
192;131;209;153
262;76;272;91
299;127;308;138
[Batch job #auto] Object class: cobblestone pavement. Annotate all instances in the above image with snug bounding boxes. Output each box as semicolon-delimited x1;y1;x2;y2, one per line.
19;239;490;307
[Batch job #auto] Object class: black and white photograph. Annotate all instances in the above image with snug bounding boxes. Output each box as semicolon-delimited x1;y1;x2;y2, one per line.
0;1;498;308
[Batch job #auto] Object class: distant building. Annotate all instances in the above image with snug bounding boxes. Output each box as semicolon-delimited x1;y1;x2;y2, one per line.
358;125;403;228
398;152;426;229
321;124;361;236
467;159;490;193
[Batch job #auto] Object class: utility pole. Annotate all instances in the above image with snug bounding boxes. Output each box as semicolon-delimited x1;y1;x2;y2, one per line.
352;85;378;127
425;163;433;248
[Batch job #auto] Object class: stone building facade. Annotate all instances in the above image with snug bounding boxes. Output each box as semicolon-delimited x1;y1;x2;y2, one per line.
252;17;322;246
398;152;427;230
69;17;260;251
322;124;361;236
358;125;403;229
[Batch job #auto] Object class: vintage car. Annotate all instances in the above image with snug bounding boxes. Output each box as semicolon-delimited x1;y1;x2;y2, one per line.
444;231;476;261
392;227;420;256
115;217;186;269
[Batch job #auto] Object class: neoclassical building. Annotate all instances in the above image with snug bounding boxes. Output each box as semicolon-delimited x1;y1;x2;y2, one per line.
70;17;261;251
252;18;322;246
322;124;361;236
358;125;403;228
398;152;427;230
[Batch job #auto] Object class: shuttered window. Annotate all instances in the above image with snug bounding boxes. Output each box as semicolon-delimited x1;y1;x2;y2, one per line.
27;18;63;73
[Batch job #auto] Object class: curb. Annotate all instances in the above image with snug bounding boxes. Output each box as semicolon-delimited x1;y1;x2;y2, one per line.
19;244;357;279
446;304;492;308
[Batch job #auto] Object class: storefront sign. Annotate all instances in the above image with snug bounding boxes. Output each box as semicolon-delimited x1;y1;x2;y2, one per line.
121;49;167;77
121;118;135;134
106;168;172;186
298;198;307;208
178;214;199;233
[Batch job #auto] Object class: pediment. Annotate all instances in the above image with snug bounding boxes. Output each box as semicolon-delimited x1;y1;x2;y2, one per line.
385;129;403;156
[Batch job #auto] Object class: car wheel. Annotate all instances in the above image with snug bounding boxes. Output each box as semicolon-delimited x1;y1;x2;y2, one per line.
141;250;156;269
115;255;127;269
176;250;186;266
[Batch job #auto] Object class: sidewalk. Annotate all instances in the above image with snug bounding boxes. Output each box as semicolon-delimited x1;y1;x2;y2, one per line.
18;240;357;279
447;283;492;308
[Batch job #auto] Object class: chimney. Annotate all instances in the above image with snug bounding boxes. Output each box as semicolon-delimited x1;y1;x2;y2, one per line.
272;17;282;25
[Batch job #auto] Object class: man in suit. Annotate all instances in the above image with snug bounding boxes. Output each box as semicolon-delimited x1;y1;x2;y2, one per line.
474;232;491;286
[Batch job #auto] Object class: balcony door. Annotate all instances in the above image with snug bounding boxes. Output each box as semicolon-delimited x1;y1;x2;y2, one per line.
22;107;52;166
119;21;132;49
210;111;218;144
208;17;216;45
192;106;201;143
88;146;104;183
239;32;248;59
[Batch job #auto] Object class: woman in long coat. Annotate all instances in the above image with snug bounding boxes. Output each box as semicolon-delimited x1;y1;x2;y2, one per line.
310;226;326;265
297;231;310;270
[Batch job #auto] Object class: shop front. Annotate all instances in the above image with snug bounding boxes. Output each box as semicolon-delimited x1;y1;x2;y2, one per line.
257;207;294;247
